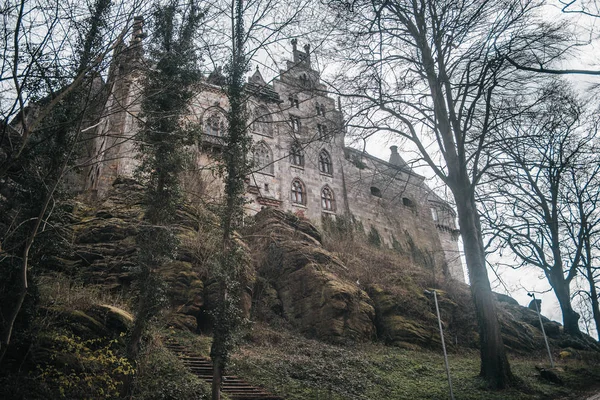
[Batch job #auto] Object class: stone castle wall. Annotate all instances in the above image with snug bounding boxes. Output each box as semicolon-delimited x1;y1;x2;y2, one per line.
87;37;465;282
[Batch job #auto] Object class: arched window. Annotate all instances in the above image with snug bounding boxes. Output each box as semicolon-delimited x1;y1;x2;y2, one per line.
290;142;304;167
403;197;415;208
204;112;226;137
290;116;300;133
319;149;332;175
316;103;325;116
291;179;306;205
299;73;308;87
253;142;273;174
289;94;299;108
321;186;335;211
254;107;273;136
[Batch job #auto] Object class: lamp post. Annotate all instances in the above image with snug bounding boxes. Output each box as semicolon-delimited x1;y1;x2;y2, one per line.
425;289;454;400
528;292;554;368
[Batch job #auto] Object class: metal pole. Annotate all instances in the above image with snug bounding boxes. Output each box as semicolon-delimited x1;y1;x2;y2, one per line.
529;293;554;368
433;290;455;400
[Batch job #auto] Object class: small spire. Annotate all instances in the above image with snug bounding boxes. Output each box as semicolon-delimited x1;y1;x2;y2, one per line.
250;66;266;85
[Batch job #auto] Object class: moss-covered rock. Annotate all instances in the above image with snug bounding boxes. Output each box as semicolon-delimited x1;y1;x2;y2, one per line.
366;284;439;348
246;209;375;344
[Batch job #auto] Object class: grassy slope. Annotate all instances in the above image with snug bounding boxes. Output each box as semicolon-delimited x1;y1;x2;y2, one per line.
171;326;600;400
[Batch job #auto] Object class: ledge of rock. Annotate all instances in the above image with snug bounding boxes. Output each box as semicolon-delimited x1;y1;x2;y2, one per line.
246;208;375;344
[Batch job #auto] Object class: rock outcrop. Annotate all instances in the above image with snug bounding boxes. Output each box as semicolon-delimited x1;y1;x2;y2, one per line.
245;209;376;344
64;177;256;332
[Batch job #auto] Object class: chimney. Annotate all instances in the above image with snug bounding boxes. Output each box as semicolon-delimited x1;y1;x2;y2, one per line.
389;145;402;166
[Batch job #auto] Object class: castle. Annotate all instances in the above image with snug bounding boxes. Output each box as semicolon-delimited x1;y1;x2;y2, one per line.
83;21;464;282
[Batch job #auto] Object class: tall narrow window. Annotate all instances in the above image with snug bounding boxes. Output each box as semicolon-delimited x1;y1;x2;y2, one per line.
290;142;304;167
253;142;274;174
317;124;328;140
290;116;300;132
291;179;306;205
321;186;335;211
319;149;332;175
316;103;325;116
299;73;308;87
289;94;299;108
205;112;225;137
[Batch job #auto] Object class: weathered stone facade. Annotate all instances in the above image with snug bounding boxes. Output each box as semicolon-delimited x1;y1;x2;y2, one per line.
87;33;464;282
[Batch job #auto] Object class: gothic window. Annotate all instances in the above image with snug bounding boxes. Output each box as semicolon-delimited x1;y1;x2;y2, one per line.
254;107;273;136
403;197;415;208
290;142;304;167
291;179;306;205
290;116;300;133
204;112;226;137
289;94;299;108
316;103;325;116
299;73;308;87
370;186;382;198
253;142;274;174
319;149;332;175
317;124;328;140
321;186;335;211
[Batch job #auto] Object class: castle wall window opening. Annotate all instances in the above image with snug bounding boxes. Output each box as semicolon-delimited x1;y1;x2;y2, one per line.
317;124;328;140
254;142;274;174
319;149;332;175
204;112;226;137
321;186;335;211
291;179;306;205
370;186;382;198
290;142;304;167
290;116;300;132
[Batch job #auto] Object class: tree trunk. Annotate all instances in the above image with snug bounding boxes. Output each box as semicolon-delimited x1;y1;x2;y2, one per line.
547;268;581;335
212;355;222;400
584;263;600;339
454;189;514;388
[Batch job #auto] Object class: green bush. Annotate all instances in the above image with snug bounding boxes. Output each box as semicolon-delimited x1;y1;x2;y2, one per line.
132;345;210;400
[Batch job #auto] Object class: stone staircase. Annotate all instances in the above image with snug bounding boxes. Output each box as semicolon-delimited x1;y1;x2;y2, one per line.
164;340;283;400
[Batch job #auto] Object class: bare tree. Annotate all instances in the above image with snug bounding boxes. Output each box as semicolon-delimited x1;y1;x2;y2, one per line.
327;0;568;388
480;83;595;336
204;1;314;398
0;0;143;364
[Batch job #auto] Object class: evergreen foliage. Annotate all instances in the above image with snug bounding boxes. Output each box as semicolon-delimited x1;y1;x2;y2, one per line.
128;0;204;364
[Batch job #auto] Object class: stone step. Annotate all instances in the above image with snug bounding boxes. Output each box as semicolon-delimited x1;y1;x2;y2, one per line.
164;338;283;400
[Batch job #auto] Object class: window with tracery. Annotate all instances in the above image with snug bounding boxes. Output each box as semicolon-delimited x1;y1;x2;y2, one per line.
204;112;226;137
317;124;328;140
291;179;306;205
253;142;273;174
321;186;335;211
319;149;332;175
290;142;304;167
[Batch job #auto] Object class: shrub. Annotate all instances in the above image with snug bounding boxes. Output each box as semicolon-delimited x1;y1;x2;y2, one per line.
132;343;210;400
31;334;133;399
